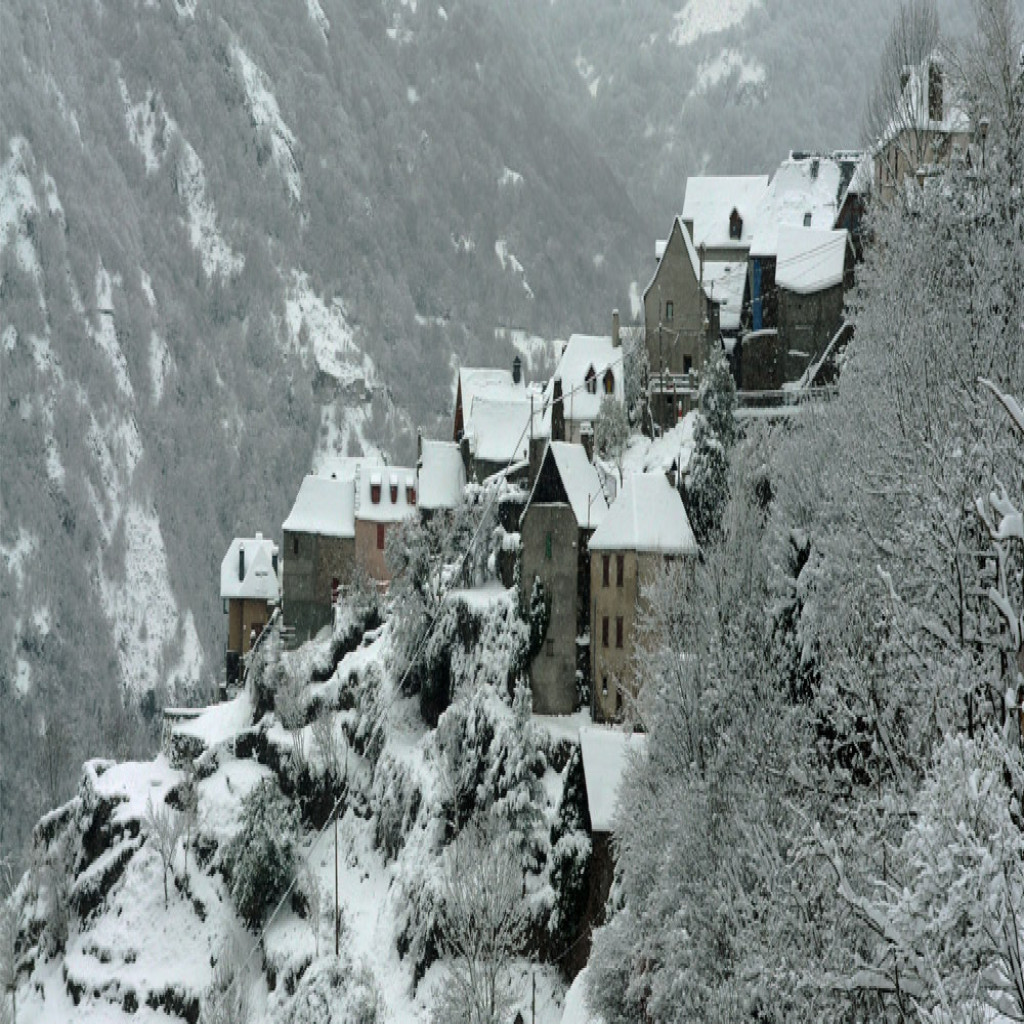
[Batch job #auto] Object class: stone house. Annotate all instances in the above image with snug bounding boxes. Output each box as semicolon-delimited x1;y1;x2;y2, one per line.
354;465;418;584
575;726;647;970
873;53;972;203
220;533;280;692
589;473;698;722
642;217;724;428
281;474;359;641
520;441;608;715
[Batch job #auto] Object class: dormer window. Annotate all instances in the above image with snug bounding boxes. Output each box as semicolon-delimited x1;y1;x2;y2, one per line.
406;476;416;505
803;212;812;227
370;472;382;504
603;369;615;395
585;366;597;395
389;483;398;503
729;207;743;241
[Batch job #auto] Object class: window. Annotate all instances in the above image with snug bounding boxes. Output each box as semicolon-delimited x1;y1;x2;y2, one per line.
545;532;552;560
616;687;623;715
683;355;693;374
545;639;554;658
407;485;416;505
376;524;386;550
602;555;610;587
585;366;597;395
616;554;624;587
664;300;674;322
292;535;299;556
389;483;398;503
370;483;381;504
601;676;608;697
602;616;609;648
603;369;615;395
615;616;624;649
729;208;743;240
803;212;812;227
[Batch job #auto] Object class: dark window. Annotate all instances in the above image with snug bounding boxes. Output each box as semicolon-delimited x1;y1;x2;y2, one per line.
376;524;386;550
389;483;398;503
616;554;624;587
370;483;381;504
407;485;416;505
803;212;812;227
615;616;623;648
683;355;693;374
602;555;610;587
601;676;608;697
585;366;597;395
616;687;623;715
602;616;609;648
545;532;552;560
292;535;299;556
664;300;674;322
729;208;743;240
603;369;615;395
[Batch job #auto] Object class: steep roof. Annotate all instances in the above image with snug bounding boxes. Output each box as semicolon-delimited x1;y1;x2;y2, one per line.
589;472;698;555
681;175;769;251
356;466;418;524
549;334;624;424
579;726;647;833
642;216;707;306
750;153;858;258
282;475;356;538
775;226;850;295
466;396;533;466
221;534;280;601
525;441;608;530
418;439;466;511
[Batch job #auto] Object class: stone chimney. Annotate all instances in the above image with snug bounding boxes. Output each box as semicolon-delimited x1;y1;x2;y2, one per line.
512;354;522;385
612;309;620;348
551;377;565;443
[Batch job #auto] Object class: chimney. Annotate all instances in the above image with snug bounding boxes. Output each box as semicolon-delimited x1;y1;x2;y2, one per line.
683;218;694;241
612;309;620;348
551;377;565;443
512;354;522;385
928;62;943;121
238;544;245;582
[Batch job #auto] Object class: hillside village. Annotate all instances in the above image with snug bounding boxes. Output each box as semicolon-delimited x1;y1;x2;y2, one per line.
5;27;1023;1024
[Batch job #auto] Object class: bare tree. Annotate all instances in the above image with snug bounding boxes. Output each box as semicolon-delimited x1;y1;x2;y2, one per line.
274;669;308;774
862;0;942;192
299;862;323;958
310;706;344;786
144;797;183;910
433;817;527;1024
179;760;199;882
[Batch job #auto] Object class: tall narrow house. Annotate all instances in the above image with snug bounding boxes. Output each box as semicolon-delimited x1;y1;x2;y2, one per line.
220;533;280;693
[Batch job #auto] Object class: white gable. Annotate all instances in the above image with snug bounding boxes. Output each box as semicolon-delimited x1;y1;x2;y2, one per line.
549;334;624;424
589;472;698;555
221;534;280;601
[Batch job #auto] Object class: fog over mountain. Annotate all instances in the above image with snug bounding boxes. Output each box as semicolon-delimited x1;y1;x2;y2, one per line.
0;0;977;858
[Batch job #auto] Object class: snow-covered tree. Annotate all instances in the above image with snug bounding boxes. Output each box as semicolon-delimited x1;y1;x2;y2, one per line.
144;796;183;911
594;394;630;478
433;817;528;1024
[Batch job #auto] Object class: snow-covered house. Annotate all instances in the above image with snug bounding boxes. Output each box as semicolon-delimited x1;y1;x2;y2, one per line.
281;472;361;641
220;533;280;691
354;465;418;583
519;441;608;714
416;437;466;516
873;52;973;202
462;394;535;482
577;726;648;967
452;365;525;442
588;473;698;723
748;151;864;332
680;174;769;263
642;217;724;428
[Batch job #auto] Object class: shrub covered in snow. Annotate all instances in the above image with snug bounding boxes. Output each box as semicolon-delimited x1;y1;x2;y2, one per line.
222;780;300;930
280;957;382;1024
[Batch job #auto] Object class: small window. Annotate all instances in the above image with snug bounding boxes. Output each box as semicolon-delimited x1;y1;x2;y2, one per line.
292;535;299;556
664;300;674;322
683;355;693;374
389;483;398;503
407;485;416;505
376;523;386;550
601;676;608;697
370;483;381;504
545;639;554;658
616;687;623;715
803;212;812;227
545;532;553;560
602;616;609;648
585;366;597;395
602;555;610;588
616;554;624;587
729;208;743;240
615;616;623;649
603;369;615;395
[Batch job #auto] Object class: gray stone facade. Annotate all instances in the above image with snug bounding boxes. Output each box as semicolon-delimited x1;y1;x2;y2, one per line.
776;280;845;377
282;530;355;641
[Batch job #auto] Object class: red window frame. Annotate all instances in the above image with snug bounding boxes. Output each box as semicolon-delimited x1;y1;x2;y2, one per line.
376;523;386;550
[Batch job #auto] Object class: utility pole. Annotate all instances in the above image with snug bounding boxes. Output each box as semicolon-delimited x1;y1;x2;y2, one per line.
334;814;340;957
532;970;536;1024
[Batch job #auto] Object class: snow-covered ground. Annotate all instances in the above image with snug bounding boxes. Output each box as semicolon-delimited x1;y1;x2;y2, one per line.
670;0;762;47
690;48;767;96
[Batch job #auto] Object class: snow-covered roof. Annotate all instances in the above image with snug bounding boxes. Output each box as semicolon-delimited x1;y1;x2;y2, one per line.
589;472;698;555
654;238;667;261
548;334;624;424
418;439;466;510
579;726;647;833
282;474;356;538
775;226;850;295
527;441;608;530
356;465;418;523
879;53;971;149
681;175;769;251
701;260;747;331
458;366;523;416
466;396;533;465
314;454;382;482
750;153;857;258
220;533;280;601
